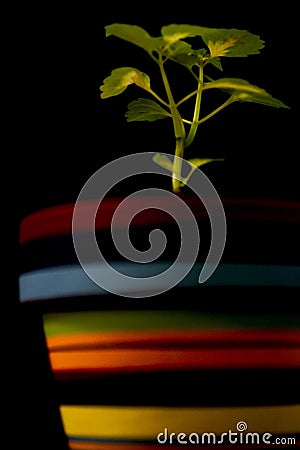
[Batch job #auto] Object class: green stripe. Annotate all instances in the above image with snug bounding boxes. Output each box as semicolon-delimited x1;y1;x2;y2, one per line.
43;310;300;337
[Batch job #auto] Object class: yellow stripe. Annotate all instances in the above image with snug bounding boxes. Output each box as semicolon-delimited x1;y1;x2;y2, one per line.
60;404;300;439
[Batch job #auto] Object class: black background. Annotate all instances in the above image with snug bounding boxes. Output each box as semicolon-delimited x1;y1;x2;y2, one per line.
11;3;299;448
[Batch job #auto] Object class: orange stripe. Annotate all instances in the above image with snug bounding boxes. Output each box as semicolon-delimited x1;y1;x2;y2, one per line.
46;329;300;351
49;348;300;374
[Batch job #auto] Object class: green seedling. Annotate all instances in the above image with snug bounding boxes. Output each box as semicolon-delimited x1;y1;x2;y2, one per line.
100;23;289;193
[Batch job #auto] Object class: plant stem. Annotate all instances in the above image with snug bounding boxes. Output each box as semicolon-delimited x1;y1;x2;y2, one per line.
176;90;198;107
158;55;186;193
185;64;204;149
148;88;170;108
197;96;234;125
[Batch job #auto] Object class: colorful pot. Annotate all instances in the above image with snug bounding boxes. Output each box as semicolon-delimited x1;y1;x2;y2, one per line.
19;194;300;449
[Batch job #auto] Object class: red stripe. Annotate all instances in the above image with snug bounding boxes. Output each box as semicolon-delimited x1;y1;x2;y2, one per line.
50;348;300;379
19;197;300;244
46;329;300;352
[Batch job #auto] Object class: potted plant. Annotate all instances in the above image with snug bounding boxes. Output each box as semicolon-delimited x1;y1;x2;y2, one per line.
19;23;300;449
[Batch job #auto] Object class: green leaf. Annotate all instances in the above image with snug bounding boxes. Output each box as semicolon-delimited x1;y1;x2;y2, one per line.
167;44;207;69
152;154;224;187
152;153;174;172
105;23;161;54
100;67;151;99
182;157;224;185
161;24;264;58
164;40;195;61
233;92;290;108
126;98;171;122
204;77;268;94
202;28;265;58
203;78;290;108
188;157;225;168
161;24;211;41
210;57;223;71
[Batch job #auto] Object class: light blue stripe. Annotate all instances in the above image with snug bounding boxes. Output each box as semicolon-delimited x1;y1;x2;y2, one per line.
19;262;300;302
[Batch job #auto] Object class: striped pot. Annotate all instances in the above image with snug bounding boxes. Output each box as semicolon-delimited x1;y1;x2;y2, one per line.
19;194;300;449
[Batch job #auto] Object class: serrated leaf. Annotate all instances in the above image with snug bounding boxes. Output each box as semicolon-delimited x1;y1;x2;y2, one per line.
203;78;290;108
161;24;264;58
203;28;264;58
100;67;151;99
126;98;171;122
105;23;162;54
